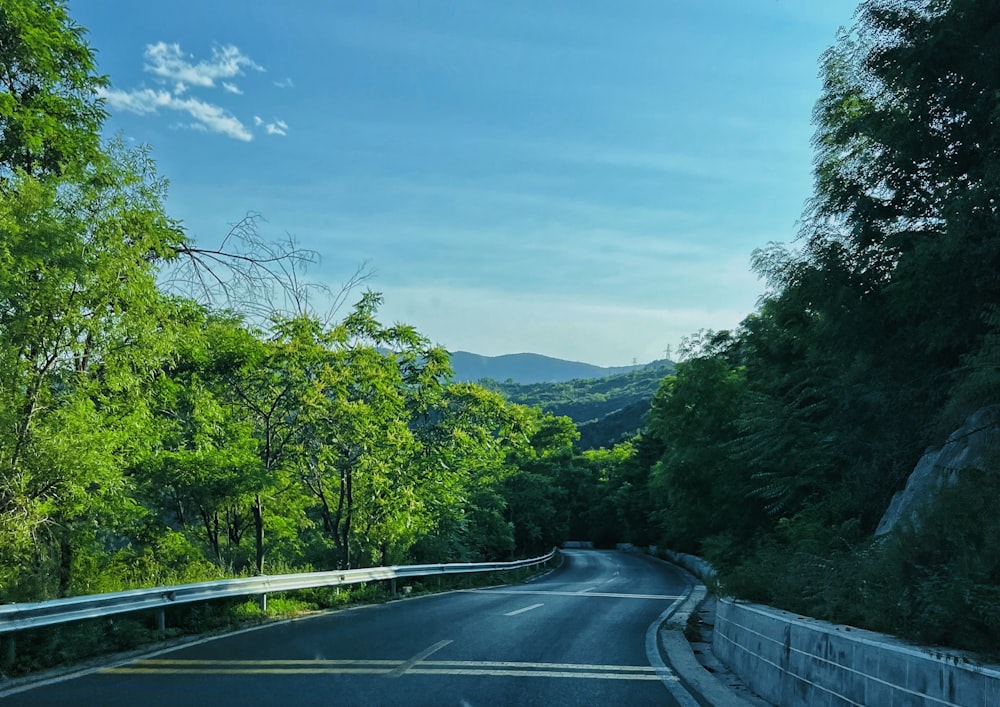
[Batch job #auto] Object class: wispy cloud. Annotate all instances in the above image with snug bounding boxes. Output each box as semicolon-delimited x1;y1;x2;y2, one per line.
274;77;294;89
101;87;253;141
100;42;289;142
254;116;288;136
144;42;262;91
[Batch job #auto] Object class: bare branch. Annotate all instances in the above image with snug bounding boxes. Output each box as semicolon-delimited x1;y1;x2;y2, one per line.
159;212;373;325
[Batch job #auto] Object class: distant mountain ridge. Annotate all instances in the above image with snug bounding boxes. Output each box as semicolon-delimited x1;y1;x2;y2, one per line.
448;351;644;384
481;358;677;450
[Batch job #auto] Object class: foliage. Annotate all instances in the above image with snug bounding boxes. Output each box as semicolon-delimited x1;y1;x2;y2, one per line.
0;143;184;599
0;0;107;177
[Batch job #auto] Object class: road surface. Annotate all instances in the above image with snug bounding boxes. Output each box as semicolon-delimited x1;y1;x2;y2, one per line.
3;549;692;706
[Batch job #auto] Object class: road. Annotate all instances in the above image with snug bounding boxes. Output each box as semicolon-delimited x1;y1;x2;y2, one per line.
3;549;692;706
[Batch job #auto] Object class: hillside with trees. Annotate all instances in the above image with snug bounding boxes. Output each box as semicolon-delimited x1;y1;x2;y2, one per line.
447;351;645;384
565;0;1000;655
484;360;675;449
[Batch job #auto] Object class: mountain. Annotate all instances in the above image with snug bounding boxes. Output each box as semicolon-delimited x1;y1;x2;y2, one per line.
448;351;644;384
483;359;676;449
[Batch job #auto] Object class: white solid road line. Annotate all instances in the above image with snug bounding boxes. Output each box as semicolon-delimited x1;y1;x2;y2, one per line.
471;589;681;601
504;603;544;616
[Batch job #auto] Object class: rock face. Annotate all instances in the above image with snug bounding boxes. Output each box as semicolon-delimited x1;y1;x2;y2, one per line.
875;405;1000;536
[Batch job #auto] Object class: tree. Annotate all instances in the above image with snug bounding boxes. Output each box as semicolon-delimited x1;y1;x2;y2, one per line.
808;0;1000;409
503;412;578;555
407;383;523;562
291;293;456;569
0;144;183;597
562;445;633;546
644;357;765;554
130;307;270;571
0;0;107;177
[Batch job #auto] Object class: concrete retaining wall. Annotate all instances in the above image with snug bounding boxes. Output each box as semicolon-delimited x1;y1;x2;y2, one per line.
713;598;1000;707
648;546;717;584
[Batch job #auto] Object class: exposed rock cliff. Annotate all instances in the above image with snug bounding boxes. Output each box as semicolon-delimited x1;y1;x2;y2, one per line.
875;405;1000;536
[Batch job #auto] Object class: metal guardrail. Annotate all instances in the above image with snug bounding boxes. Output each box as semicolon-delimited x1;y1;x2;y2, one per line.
0;550;557;636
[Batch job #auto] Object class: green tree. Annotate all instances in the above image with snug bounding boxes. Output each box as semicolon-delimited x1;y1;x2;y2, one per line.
0;0;107;177
503;412;578;555
131;308;269;571
0;146;183;597
408;383;526;562
575;444;633;546
806;0;1000;427
645;356;764;554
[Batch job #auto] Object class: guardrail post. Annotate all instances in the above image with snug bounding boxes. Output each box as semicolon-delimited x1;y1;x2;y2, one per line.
156;609;166;632
259;593;267;612
391;578;397;596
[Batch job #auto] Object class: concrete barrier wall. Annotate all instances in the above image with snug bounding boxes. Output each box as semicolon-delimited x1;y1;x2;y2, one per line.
648;546;716;584
713;598;1000;707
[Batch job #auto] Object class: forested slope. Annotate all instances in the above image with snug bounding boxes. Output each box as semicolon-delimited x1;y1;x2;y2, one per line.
448;351;644;384
484;360;675;449
565;0;1000;655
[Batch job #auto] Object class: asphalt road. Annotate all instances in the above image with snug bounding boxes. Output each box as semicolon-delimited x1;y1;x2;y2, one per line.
3;550;692;706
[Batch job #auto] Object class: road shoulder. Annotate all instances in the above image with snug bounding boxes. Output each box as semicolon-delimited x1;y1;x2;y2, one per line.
646;553;771;706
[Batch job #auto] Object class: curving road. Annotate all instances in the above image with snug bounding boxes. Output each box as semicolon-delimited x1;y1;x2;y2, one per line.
3;550;692;706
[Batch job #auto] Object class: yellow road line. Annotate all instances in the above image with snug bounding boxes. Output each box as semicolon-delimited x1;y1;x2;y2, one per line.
118;659;658;671
101;658;667;682
103;666;665;680
103;667;391;675
387;639;452;678
423;661;656;672
135;659;400;666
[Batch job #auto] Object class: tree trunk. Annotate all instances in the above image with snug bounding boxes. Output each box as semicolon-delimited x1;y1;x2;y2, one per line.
253;494;264;574
200;506;221;563
58;536;72;598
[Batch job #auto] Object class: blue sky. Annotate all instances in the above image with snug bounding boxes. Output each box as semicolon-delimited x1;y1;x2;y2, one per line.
71;0;860;366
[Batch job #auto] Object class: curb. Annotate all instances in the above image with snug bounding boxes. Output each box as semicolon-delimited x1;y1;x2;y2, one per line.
657;580;752;707
636;549;755;706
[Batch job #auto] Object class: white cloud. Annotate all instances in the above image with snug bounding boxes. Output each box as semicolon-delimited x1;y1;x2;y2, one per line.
274;77;294;89
253;116;287;136
144;42;262;91
100;87;253;141
103;42;292;143
266;119;288;136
